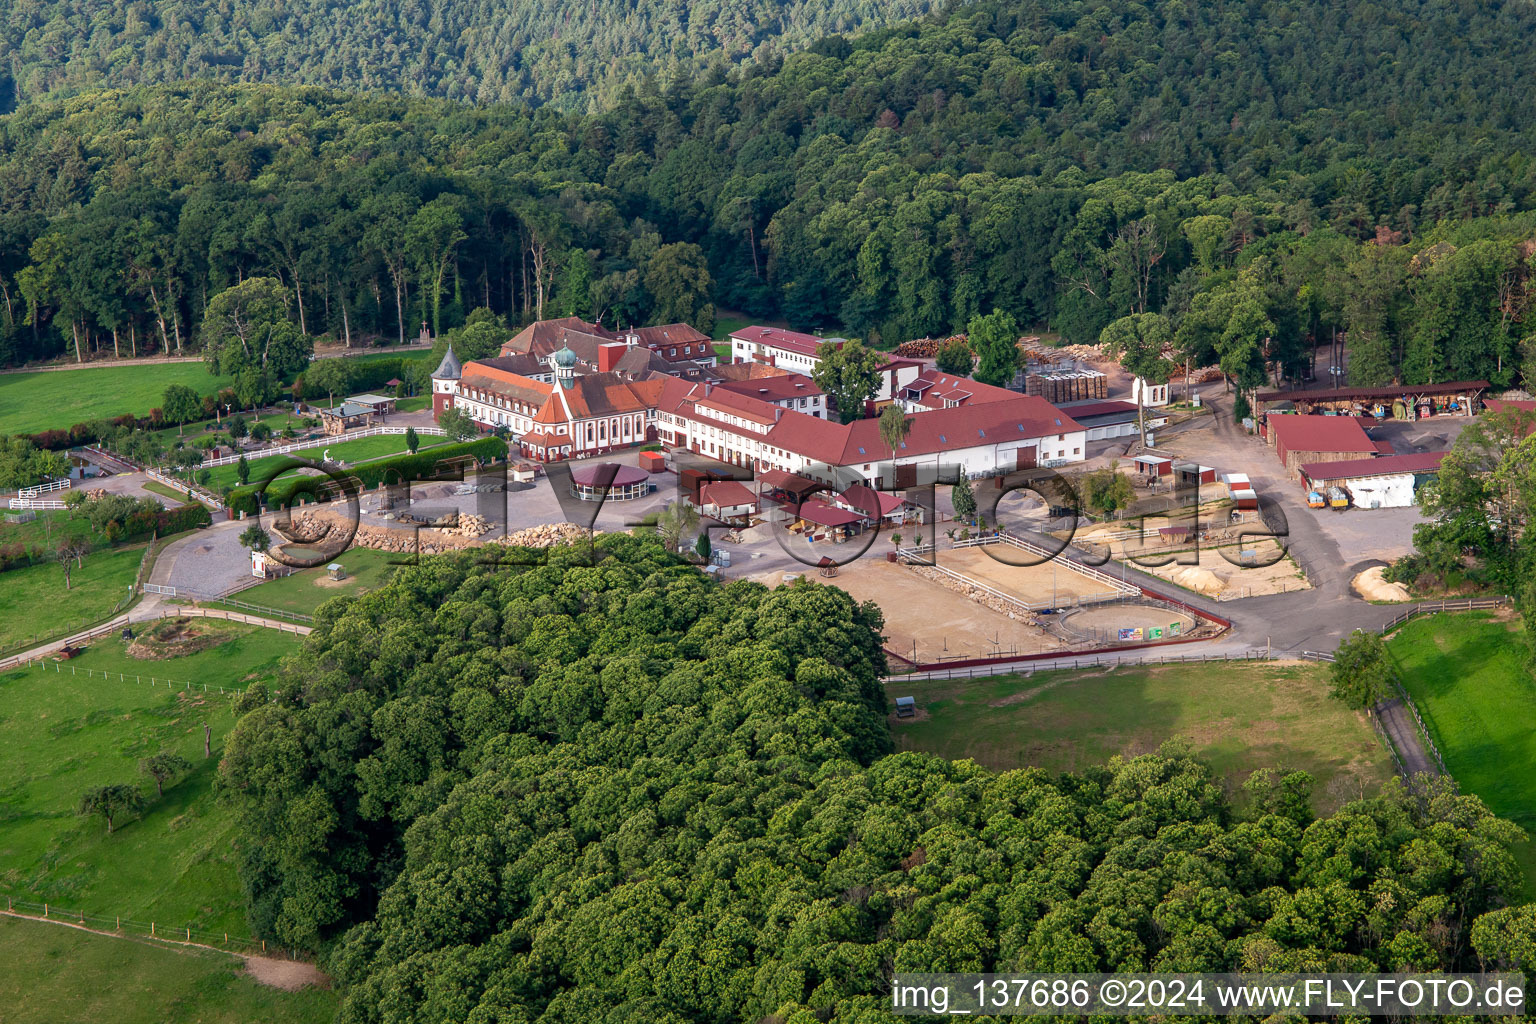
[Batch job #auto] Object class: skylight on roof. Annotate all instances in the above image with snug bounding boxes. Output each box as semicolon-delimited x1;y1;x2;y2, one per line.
858;447;866;454
978;429;986;437
1054;417;1062;425
939;435;947;443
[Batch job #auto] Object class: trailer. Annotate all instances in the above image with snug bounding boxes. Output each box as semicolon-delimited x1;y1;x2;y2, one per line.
1327;486;1350;510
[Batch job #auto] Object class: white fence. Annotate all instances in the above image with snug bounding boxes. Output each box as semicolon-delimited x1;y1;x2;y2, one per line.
18;478;70;497
198;424;448;468
7;497;66;510
144;469;224;511
891;647;1275;683
948;532;1140;599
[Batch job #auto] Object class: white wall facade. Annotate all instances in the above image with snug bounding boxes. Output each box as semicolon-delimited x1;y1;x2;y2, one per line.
1344;473;1416;508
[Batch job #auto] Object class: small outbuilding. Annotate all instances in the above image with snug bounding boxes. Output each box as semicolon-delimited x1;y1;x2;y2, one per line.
699;480;760;521
1132;455;1173;481
894;696;916;718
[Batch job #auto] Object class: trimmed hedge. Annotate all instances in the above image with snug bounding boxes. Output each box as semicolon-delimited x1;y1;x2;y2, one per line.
226;436;507;516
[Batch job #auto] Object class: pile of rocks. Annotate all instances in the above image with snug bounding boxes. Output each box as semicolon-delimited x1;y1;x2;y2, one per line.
496;522;599;548
455;513;494;538
904;564;1042;625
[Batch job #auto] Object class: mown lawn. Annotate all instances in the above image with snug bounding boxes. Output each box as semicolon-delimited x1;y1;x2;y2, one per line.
892;660;1392;813
203;432;449;491
0;543;146;652
1388;611;1536;896
0;363;234;436
0;917;337;1024
0;623;297;935
140;480;193;505
212;546;402;616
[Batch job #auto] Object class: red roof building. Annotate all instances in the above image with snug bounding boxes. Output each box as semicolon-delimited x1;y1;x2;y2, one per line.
728;326;845;372
1264;414;1378;478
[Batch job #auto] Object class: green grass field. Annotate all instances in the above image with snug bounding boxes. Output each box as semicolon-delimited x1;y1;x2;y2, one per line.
0;543;146;652
152;410;313;447
213;546;402;616
0;622;297;933
0;363;234;436
0;917;336;1024
204;432;449;490
1388;611;1536;894
892;660;1392;813
140;480;193;505
0;506;104;551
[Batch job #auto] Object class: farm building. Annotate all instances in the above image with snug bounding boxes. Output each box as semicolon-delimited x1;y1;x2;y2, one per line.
1255;380;1486;420
1132;455;1172;481
1264;414;1382;479
1172;462;1218;488
1299;451;1446;508
1057;400;1149;440
833;485;913;526
788;499;865;542
757;468;822;504
698;480;760;520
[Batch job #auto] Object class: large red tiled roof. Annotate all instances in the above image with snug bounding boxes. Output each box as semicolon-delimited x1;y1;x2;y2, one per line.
729;326;841;358
699;480;757;509
713;374;824;403
1266;414;1376;453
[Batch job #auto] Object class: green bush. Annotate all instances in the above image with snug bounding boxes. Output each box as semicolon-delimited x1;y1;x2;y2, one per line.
225;436;507;516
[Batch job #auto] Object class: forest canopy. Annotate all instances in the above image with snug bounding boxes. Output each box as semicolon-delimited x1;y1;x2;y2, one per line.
217;537;1531;1023
0;0;946;111
5;0;1536;385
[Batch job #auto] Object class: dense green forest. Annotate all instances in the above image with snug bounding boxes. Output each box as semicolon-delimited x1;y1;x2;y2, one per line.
218;537;1532;1023
6;0;1536;386
1;0;946;111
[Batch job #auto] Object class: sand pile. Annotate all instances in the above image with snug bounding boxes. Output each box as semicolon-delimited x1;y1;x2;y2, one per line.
1170;566;1226;596
1353;566;1410;602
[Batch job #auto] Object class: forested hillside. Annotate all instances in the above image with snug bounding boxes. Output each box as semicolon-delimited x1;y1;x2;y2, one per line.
0;0;945;110
218;538;1530;1023
5;0;1536;386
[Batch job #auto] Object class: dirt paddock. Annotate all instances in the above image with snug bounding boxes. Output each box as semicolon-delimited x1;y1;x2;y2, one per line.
939;544;1127;607
757;557;1066;663
1062;603;1196;640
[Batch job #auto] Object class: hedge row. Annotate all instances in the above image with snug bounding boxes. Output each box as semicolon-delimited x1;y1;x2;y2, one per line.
225;436;508;516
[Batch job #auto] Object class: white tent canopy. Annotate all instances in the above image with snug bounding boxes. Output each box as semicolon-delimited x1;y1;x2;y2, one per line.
1344;473;1415;508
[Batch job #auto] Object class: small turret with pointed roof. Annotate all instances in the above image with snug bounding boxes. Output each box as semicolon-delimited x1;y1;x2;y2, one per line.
432;343;462;381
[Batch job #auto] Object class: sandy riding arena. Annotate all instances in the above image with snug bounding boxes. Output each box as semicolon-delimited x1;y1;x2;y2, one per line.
757;557;1067;664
